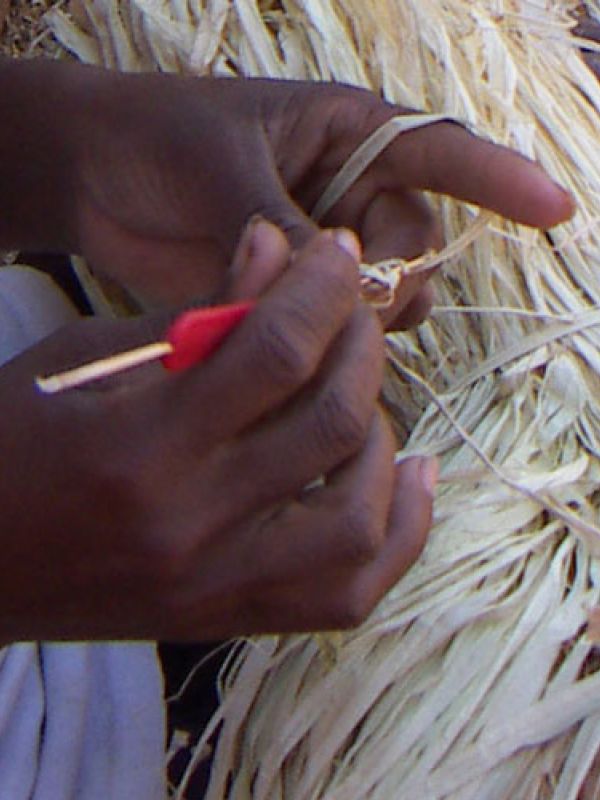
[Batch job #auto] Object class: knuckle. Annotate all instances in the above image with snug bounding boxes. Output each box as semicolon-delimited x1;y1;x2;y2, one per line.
342;90;395;134
314;386;371;458
252;313;315;389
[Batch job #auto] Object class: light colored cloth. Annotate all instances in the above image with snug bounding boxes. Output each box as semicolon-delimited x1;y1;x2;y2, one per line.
0;266;167;799
0;265;80;362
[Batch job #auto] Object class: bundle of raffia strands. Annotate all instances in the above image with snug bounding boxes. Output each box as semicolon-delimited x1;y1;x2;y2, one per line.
43;1;600;797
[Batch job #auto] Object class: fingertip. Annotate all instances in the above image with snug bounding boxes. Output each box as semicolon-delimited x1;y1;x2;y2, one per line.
395;121;576;230
496;154;577;229
251;218;290;264
332;228;363;264
540;183;577;228
229;217;291;299
395;455;438;502
390;455;437;563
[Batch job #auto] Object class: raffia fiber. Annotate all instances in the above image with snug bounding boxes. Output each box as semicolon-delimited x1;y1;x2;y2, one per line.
34;0;600;797
0;0;66;59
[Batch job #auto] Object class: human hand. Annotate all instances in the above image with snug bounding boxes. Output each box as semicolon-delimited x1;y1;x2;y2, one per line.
58;65;574;323
0;224;435;642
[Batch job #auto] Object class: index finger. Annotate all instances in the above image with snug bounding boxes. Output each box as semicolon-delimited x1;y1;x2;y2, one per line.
374;119;575;229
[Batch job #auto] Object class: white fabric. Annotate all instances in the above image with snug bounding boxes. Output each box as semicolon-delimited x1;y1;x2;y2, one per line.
0;266;79;362
0;266;167;799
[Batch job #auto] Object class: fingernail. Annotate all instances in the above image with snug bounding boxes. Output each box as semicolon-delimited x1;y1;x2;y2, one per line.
333;228;362;263
238;215;263;251
419;456;439;497
245;215;269;253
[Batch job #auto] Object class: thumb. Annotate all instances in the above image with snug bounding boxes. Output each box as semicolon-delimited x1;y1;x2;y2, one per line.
228;216;363;302
227;217;292;301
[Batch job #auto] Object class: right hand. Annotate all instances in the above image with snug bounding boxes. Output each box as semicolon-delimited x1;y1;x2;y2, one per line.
0;223;436;643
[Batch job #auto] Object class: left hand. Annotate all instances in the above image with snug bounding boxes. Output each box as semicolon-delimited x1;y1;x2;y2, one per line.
69;70;573;324
1;60;574;325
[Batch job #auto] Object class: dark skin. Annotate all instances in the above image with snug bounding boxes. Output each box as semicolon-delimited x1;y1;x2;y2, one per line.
574;9;600;79
0;58;574;642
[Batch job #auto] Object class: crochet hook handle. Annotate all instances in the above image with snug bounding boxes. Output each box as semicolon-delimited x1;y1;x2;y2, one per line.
35;300;256;394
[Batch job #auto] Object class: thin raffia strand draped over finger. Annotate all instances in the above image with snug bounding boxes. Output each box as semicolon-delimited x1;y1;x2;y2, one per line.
40;0;600;798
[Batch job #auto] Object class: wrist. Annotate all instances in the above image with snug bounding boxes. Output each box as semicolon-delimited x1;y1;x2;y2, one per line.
0;58;103;253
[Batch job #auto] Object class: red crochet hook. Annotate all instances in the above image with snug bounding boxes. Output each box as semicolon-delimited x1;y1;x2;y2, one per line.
35;300;256;394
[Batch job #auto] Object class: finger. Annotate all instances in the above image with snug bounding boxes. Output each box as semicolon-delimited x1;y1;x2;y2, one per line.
156;417;394;639
360;191;444;263
227;217;291;300
237;410;398;592
245;146;321;250
350;455;436;615
202;422;435;637
372;119;575;229
313;97;574;230
232;418;435;635
160;229;363;448
202;303;384;525
386;283;436;330
357;191;442;329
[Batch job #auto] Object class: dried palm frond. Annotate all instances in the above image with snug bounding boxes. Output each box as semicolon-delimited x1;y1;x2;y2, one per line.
40;1;600;797
0;0;66;59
